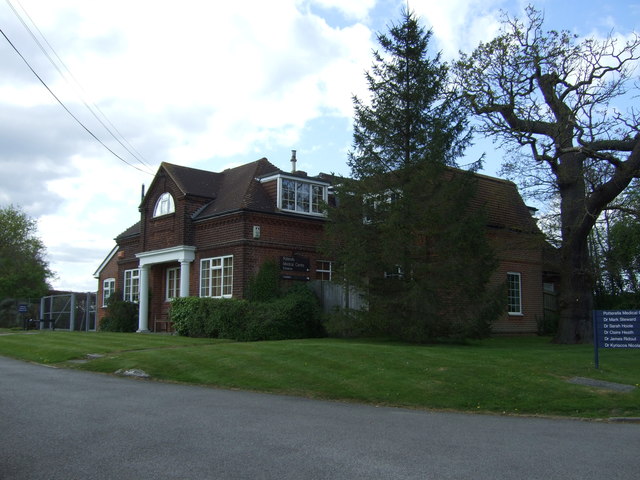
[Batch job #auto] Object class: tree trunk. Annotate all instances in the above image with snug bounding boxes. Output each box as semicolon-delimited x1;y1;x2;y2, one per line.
554;152;594;344
555;239;594;343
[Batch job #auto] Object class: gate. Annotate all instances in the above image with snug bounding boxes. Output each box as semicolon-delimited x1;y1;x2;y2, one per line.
39;293;97;331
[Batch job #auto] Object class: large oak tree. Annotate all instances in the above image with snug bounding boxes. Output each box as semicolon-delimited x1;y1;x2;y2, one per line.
453;6;640;344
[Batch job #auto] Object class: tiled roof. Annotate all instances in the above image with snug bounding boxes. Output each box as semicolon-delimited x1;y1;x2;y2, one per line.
191;158;282;219
115;159;539;242
116;221;141;240
161;163;221;198
470;172;540;233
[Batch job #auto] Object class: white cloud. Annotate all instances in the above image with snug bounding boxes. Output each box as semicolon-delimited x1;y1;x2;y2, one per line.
299;0;377;21
8;0;630;293
0;0;376;291
413;0;506;58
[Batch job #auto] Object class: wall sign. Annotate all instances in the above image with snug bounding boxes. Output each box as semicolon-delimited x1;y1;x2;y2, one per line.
280;255;310;272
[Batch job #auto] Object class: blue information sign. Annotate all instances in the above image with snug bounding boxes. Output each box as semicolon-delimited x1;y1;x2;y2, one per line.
593;310;640;368
593;310;640;349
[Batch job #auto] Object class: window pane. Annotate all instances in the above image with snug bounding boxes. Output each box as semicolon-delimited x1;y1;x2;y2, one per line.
153;193;175;217
103;279;115;306
507;273;522;314
311;185;323;213
167;268;180;299
124;269;140;303
223;257;233;296
200;260;210;297
200;256;233;298
282;179;295;210
296;182;310;212
316;260;332;281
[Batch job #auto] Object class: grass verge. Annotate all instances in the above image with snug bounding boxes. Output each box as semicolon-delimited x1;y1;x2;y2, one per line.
1;331;638;419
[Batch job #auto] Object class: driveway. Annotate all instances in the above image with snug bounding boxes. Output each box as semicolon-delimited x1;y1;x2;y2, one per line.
1;356;638;479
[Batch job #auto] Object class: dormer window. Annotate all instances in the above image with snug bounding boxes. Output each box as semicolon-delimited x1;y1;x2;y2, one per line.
260;174;329;216
281;178;325;214
153;193;175;217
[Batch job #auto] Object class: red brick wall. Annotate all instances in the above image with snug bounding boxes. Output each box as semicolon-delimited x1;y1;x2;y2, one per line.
141;175;210;251
96;252;119;326
100;173;548;336
192;211;326;298
487;229;545;334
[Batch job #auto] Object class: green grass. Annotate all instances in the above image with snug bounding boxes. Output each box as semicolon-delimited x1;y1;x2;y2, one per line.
1;331;638;419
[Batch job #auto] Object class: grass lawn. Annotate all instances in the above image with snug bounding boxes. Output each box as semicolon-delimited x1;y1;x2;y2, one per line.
1;330;638;419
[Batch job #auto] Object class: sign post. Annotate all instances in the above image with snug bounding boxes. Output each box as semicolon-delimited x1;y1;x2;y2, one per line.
593;310;640;369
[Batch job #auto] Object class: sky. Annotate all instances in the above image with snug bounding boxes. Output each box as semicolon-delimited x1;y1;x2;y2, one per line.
0;0;638;292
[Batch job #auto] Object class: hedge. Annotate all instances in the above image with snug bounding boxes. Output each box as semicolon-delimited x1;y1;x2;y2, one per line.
170;286;324;341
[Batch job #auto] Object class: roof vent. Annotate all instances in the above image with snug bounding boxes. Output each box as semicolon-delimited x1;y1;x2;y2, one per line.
290;150;297;173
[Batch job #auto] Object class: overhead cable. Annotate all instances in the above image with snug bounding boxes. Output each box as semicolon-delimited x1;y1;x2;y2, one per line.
5;0;153;171
0;26;152;175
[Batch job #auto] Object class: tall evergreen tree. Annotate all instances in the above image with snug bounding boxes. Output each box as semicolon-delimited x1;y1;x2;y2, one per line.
325;10;502;342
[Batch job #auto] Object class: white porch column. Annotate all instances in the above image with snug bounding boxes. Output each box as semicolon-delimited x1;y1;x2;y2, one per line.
179;260;191;297
137;264;150;333
135;246;196;333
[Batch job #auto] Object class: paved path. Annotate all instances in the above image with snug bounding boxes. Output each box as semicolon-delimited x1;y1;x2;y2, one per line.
1;356;638;479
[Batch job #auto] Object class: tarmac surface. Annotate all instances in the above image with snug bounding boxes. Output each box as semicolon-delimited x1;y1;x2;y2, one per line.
1;355;639;479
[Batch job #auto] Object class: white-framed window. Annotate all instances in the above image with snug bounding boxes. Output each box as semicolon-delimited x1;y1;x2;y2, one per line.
200;256;233;298
102;278;115;306
507;272;522;315
153;192;175;217
384;265;404;280
316;260;332;281
124;269;140;303
280;178;326;215
363;189;401;224
166;267;181;300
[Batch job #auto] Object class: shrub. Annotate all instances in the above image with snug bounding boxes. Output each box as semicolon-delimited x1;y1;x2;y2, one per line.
246;260;281;302
100;293;138;332
323;308;377;338
170;285;325;341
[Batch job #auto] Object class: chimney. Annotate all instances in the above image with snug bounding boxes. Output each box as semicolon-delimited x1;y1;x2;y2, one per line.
290;150;297;173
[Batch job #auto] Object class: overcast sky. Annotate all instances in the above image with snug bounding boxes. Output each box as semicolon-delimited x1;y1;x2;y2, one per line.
0;0;637;292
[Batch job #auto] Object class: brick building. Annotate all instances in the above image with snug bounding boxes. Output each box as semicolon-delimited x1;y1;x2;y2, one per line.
94;156;555;334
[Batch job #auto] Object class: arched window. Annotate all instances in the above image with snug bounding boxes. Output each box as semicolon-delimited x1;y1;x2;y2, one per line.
153;192;175;217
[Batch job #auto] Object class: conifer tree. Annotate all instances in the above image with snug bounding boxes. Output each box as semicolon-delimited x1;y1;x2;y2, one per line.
325;10;501;341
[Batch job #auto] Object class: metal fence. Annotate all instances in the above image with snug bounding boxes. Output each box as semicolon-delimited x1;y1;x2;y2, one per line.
310;280;367;313
40;293;97;331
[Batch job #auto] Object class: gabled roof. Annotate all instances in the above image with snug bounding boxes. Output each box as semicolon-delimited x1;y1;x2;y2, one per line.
191;158;282;220
114;158;539;246
93;245;119;278
156;162;221;199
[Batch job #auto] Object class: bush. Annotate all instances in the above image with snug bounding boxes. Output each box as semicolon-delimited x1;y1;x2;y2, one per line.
170;285;325;341
323;308;374;338
246;260;281;302
100;293;138;332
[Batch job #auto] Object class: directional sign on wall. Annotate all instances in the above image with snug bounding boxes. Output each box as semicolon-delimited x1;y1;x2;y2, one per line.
280;255;310;272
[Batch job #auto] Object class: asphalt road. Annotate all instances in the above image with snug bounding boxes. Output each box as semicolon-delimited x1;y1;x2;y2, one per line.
1;355;638;480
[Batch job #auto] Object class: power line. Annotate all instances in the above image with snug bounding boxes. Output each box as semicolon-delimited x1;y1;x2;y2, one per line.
0;25;153;175
8;0;152;169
